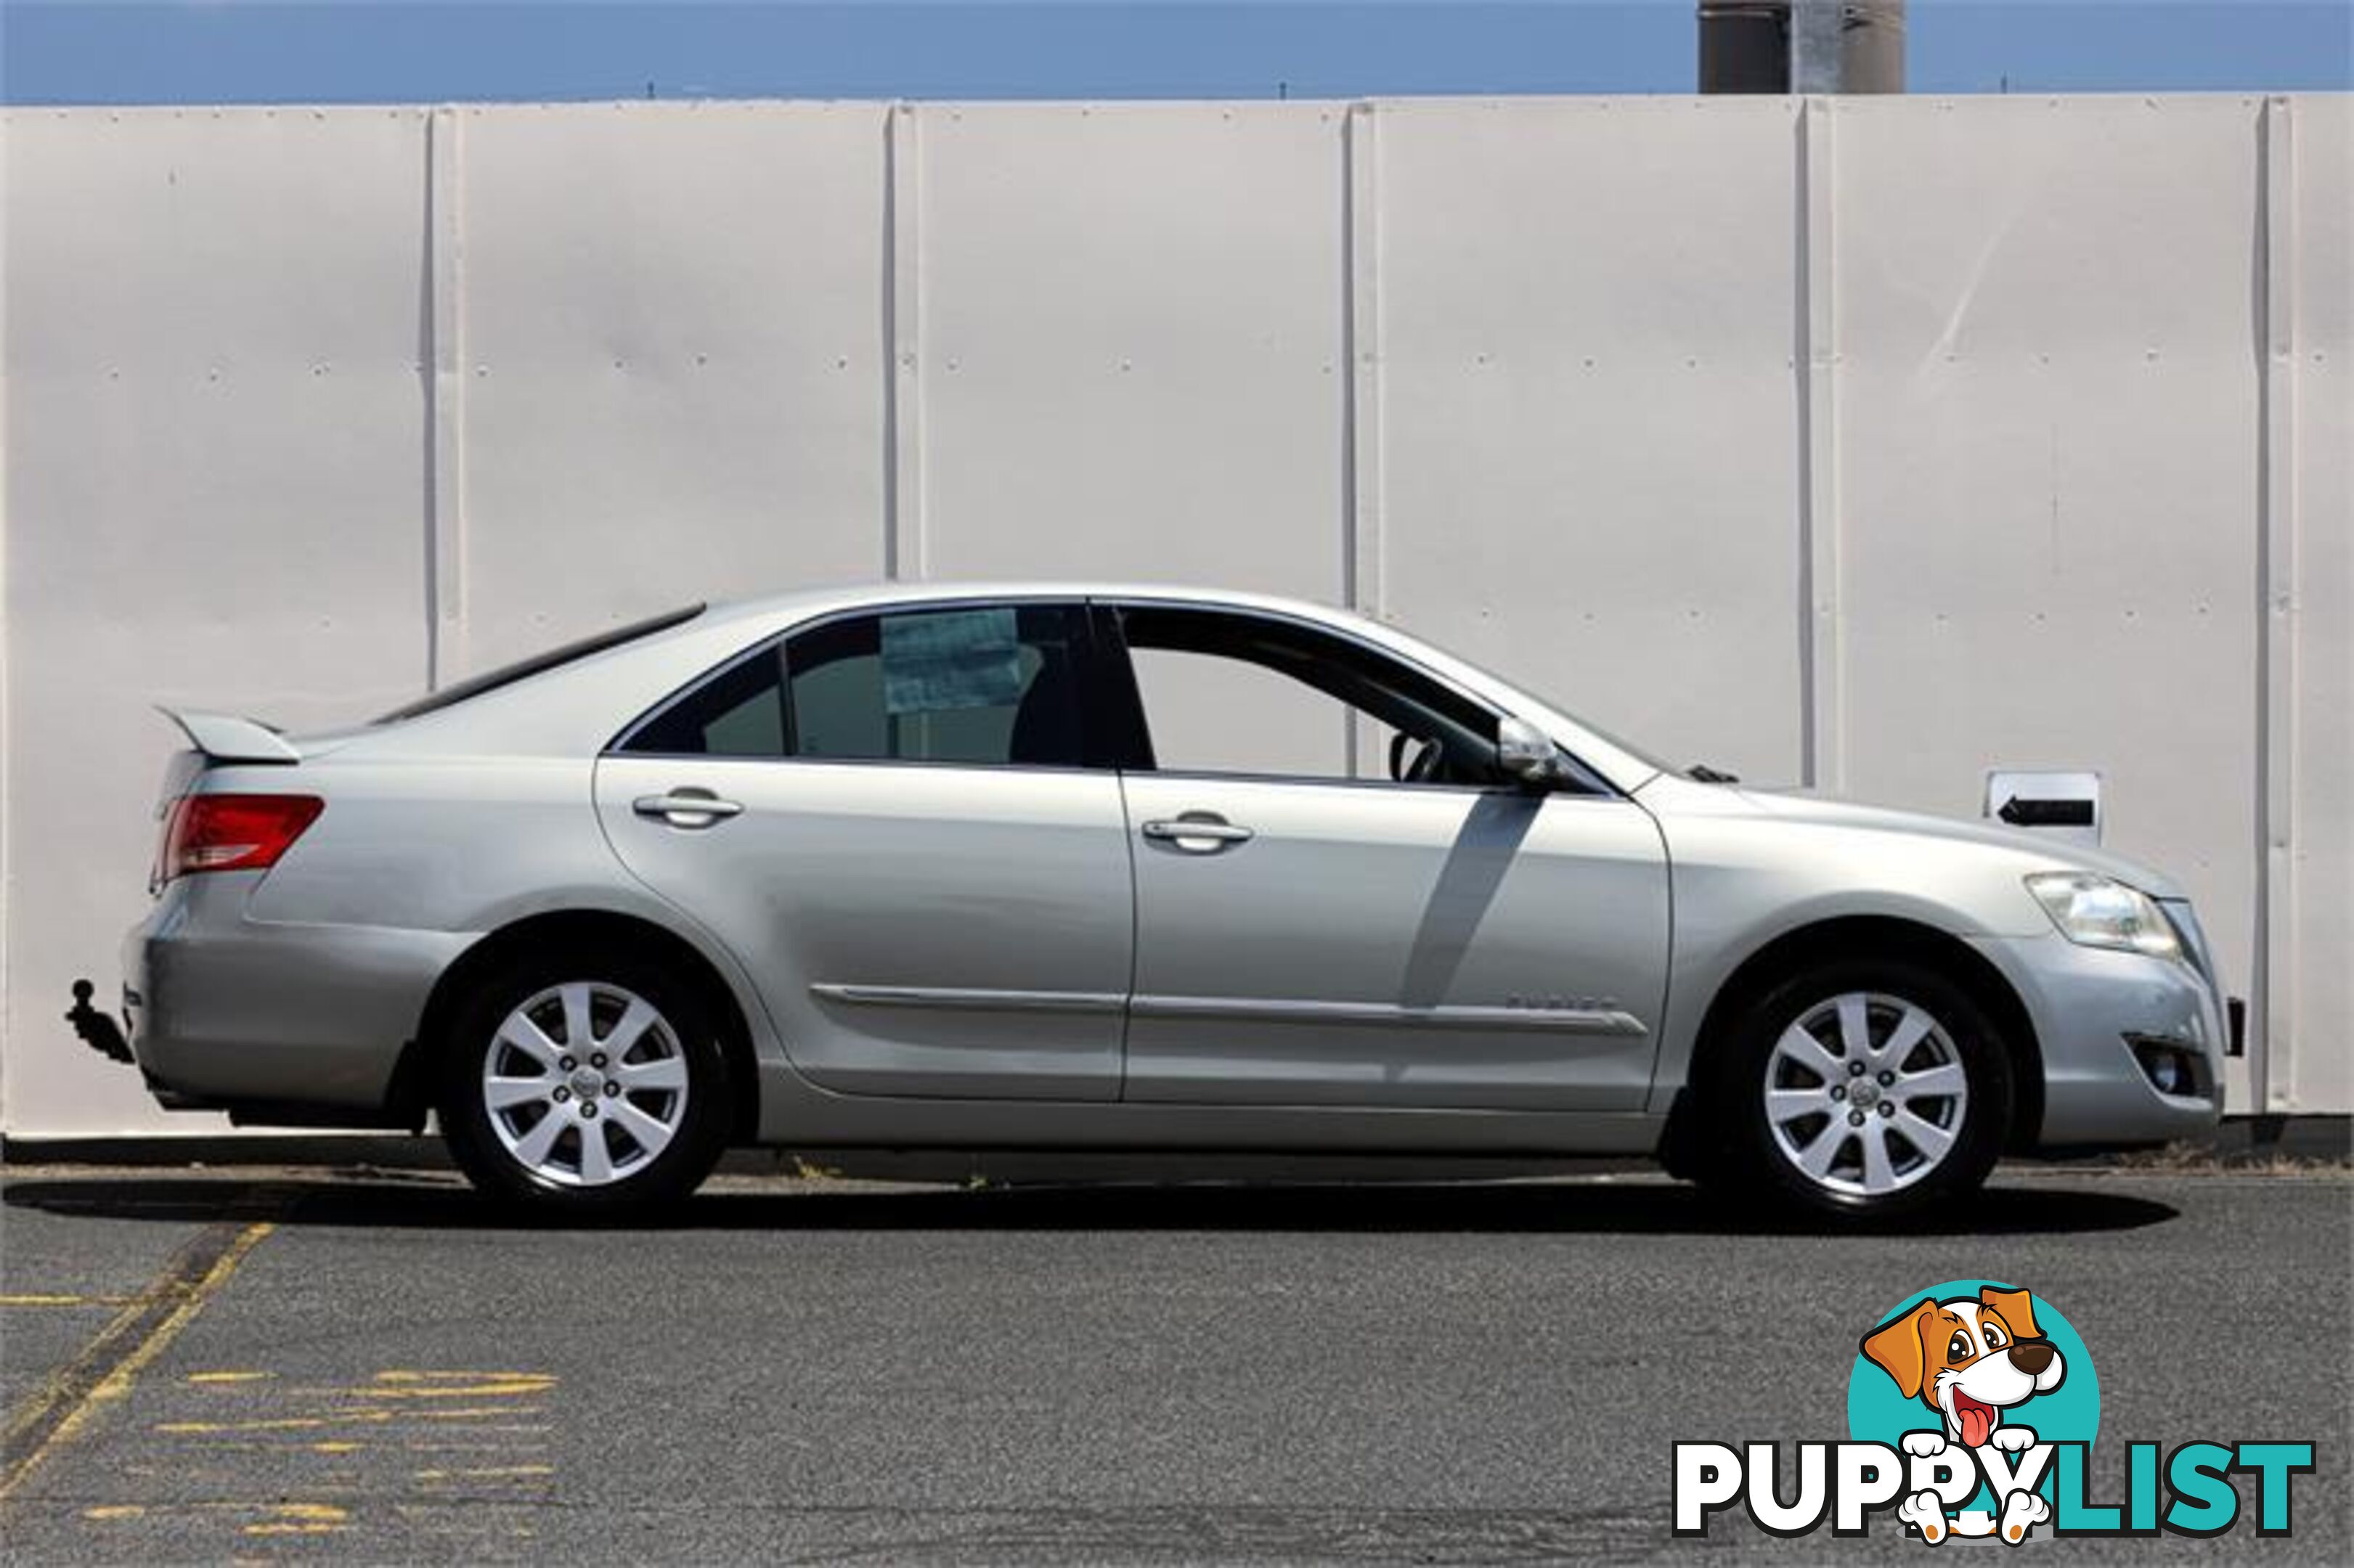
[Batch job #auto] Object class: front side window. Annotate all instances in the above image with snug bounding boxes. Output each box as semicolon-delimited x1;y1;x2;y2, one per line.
1112;605;1504;786
619;603;1093;769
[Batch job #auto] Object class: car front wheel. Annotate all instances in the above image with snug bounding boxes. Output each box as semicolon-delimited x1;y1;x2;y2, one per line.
1714;960;2012;1220
440;950;730;1212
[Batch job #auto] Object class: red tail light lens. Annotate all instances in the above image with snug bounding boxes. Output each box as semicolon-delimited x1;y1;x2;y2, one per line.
161;793;325;881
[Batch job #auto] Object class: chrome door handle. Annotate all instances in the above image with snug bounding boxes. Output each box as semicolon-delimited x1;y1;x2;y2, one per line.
633;791;743;828
1141;816;1255;851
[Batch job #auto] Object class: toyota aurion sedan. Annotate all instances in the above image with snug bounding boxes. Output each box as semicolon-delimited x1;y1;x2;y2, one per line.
98;584;2227;1218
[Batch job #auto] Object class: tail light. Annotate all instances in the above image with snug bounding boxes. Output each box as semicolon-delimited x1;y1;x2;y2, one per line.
158;793;325;883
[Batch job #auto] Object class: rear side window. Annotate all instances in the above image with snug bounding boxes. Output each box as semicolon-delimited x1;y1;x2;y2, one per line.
620;645;788;758
618;603;1093;769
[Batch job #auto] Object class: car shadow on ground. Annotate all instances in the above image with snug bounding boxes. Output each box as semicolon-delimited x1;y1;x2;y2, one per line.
0;1172;2180;1238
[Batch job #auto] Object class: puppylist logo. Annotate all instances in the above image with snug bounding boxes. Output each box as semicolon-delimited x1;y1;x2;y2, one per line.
1674;1280;2316;1545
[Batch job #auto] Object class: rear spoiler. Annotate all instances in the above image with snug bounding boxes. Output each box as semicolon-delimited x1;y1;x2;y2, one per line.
160;707;302;764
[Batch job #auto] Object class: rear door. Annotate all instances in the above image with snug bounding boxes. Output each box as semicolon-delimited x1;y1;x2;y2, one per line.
595;599;1133;1101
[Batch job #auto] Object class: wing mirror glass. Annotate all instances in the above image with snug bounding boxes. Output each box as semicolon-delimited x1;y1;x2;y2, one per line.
1494;716;1567;788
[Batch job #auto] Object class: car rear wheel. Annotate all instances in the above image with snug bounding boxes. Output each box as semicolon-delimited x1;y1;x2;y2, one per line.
1710;960;2011;1220
439;948;730;1212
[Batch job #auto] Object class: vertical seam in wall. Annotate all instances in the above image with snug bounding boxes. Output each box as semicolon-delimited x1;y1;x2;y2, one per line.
1344;99;1382;777
2257;94;2298;1112
1794;100;1815;785
1799;97;1841;792
0;108;12;1123
885;103;924;582
425;107;466;687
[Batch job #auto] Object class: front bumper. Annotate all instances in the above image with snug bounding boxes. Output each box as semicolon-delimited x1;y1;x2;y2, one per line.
122;873;470;1115
1968;928;2225;1148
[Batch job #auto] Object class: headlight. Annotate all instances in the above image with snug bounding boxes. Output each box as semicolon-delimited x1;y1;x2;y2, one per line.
2025;872;2182;960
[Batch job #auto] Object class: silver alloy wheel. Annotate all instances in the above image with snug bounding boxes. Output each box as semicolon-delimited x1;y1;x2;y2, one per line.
482;981;690;1188
1762;990;1969;1198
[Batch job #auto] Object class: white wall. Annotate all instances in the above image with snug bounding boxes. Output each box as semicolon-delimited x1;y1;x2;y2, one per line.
3;94;2346;1136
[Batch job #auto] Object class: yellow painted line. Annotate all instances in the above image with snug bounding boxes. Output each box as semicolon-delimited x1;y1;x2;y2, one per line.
371;1370;546;1382
243;1522;344;1536
0;1217;276;1504
244;1505;351;1535
414;1463;555;1481
156;1416;342;1434
186;1371;272;1385
349;1384;553;1399
155;1405;547;1434
335;1371;556;1399
77;1498;359;1518
0;1294;134;1308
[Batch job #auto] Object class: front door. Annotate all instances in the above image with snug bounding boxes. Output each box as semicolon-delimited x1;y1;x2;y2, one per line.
1105;603;1671;1111
596;600;1133;1101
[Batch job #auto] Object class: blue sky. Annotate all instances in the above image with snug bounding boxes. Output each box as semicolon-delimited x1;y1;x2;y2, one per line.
3;1;2347;105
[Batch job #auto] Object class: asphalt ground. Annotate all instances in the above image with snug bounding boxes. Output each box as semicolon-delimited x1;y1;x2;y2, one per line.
0;1165;2347;1565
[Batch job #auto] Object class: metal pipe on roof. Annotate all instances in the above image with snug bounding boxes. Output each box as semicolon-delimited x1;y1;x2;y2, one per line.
1699;1;1907;94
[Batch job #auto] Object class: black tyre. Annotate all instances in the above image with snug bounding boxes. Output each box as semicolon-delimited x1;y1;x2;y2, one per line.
1706;958;2012;1220
439;944;730;1213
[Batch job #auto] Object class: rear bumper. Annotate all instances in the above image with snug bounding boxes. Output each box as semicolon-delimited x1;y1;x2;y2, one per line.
123;874;468;1116
1968;930;2226;1148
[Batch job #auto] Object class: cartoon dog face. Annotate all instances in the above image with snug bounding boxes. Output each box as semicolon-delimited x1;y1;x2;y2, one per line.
1860;1286;2066;1449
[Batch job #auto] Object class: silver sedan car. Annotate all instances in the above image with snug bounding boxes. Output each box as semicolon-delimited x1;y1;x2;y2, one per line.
99;584;2226;1218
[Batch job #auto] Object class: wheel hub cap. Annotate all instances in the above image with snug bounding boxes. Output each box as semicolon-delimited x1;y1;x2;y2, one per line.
1761;989;1968;1199
481;981;690;1188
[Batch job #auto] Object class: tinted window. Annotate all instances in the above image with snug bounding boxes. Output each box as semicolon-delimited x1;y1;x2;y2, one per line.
618;603;1092;768
788;605;1088;767
622;645;789;758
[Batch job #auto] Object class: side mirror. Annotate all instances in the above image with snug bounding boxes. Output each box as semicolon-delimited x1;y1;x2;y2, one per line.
1494;716;1565;788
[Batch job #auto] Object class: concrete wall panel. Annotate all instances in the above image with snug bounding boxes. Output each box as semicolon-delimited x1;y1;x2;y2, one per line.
1375;97;1807;784
455;101;889;674
912;102;1347;597
4;107;432;1133
2284;95;2353;1113
1832;95;2268;1103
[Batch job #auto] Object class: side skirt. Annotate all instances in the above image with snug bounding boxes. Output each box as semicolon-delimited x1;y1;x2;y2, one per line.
750;1059;1664;1156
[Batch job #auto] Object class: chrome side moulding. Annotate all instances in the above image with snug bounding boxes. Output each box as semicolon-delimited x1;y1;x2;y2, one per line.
812;984;1650;1037
809;983;1127;1016
1128;995;1650;1037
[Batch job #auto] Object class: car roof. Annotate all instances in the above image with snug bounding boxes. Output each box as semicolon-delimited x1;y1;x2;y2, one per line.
693;580;1366;629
